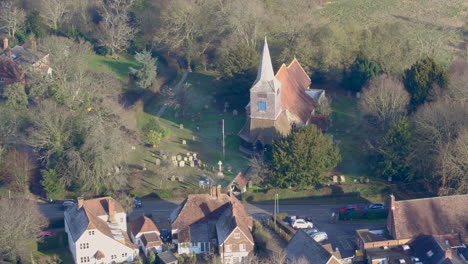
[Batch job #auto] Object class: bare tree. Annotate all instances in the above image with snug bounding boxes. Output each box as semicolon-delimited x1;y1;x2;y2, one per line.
268;250;288;264
39;0;70;31
0;198;48;260
4;148;36;194
96;0;135;54
0;0;26;37
359;74;410;128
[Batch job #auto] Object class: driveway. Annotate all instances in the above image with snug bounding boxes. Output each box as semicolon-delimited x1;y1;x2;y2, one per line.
40;200;385;258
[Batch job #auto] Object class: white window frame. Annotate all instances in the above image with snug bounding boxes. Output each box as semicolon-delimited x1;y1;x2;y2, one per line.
234;232;240;239
225;244;232;252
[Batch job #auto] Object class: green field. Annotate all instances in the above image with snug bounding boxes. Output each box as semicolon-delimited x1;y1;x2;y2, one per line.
87;55;140;80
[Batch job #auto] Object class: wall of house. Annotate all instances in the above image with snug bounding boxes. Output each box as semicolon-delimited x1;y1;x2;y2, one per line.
177;242;210;255
134;233;163;256
73;230;137;264
219;227;253;264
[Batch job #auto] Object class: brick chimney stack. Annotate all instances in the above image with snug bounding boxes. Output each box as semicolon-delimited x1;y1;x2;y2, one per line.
77;197;84;209
108;198;116;223
210;185;215;197
3;38;8;50
31;39;37;53
390;194;396;210
217;185;221;198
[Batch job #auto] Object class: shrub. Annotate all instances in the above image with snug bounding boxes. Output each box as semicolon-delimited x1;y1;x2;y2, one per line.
94;45;112;56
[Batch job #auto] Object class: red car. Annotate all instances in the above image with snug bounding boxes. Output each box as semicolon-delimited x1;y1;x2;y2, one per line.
37;231;52;238
338;205;359;212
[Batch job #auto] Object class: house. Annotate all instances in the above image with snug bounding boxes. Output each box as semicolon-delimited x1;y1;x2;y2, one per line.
130;216;163;256
286;230;342;264
228;172;249;194
169;186;253;263
157;251;178;264
238;37;324;152
0;38;52;88
409;235;465;264
386;194;468;245
64;197;138;264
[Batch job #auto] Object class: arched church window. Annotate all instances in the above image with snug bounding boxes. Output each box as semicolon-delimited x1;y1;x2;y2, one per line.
258;101;266;111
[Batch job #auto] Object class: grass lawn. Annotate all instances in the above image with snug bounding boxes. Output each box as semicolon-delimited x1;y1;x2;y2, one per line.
86;54;140;80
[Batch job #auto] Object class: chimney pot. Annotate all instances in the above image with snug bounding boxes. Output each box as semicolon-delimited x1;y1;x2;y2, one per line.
445;249;452;259
108;198;116;223
217;185;222;197
77;197;84;209
3;38;8;50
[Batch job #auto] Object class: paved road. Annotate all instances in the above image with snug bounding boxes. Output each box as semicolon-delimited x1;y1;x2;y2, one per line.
40;200;384;257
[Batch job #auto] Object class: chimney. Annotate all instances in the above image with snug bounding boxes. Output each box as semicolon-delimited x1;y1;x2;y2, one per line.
108;198;116;223
210;185;216;197
31;39;37;53
445;249;452;259
390;194;396;210
217;185;222;198
3;38;8;50
77;197;84;209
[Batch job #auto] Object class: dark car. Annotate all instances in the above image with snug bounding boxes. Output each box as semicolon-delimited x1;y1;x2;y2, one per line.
160;229;171;242
368;203;385;210
338;205;359;212
62;200;75;210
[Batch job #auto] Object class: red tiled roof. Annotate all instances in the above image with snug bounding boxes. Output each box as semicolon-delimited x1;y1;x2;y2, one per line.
141;232;162;248
130;216;160;237
387;194;468;243
234;172;249;189
0;57;24;82
276;59;315;124
83;197;125;217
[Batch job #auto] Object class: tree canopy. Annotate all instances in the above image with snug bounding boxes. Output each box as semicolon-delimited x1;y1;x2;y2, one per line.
343;54;382;92
269;125;341;189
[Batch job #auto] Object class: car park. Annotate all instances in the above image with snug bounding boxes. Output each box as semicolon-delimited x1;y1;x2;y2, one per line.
368;203;384;210
292;219;314;229
311;232;328;243
338;205;359;212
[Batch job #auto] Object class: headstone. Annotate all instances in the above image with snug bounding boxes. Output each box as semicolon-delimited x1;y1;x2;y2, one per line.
155;159;161;166
193;153;197;160
172;160;178;166
131;146;136;150
171;156;177;161
182;140;186;145
179;124;184;129
196;159;202;167
227;166;232;173
115;166;120;173
171;175;176;181
186;153;190;157
179;161;185;167
233;109;238;116
178;176;184;182
356;92;361;99
332;175;338;183
162;155;168;160
340;175;346;183
142;164;147;171
189;156;193;161
217;171;224;179
183;157;188;162
176;155;182;161
353;179;357;183
196;126;200;131
192;136;196;141
365;178;370;183
204;104;209;110
190;160;195;167
224;102;229;109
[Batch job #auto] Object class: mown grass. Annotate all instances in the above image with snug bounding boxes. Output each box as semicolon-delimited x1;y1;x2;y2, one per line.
86;54;139;80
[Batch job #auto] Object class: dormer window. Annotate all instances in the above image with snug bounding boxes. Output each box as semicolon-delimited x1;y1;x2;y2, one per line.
258;101;266;112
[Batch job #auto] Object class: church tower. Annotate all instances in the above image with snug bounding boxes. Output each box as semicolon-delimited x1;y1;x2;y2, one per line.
249;38;282;121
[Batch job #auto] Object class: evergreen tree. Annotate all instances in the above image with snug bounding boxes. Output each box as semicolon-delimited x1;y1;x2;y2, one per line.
343;54;382;92
130;50;158;91
40;169;65;200
372;117;414;181
25;10;47;38
403;58;448;110
269;125;341;189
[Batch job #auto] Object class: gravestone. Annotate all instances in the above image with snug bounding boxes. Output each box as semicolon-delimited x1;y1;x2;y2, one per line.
131;146;136;150
162;155;168;160
178;176;184;182
227;166;232;173
332;175;338;183
353;179;357;183
155;159;161;166
183;157;188;162
176;155;182;161
190;160;195;167
340;175;346;183
192;136;196;141
204;104;209;110
186;153;190;157
171;156;177;161
356;92;361;99
172;160;178;166
179;124;184;129
182;140;187;145
171;175;176;181
365;178;370;183
142;164;147;171
189;156;193;161
179;161;185;167
196;126;200;131
193;153;197;160
233;109;238;116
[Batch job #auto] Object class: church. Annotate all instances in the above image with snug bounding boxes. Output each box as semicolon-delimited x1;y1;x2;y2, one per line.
238;38;324;152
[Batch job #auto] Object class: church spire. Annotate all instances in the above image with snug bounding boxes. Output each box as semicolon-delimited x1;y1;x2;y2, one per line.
256;37;275;82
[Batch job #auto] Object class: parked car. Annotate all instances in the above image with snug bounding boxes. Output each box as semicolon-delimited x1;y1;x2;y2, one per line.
368;203;385;210
160;229;171;242
37;231;52;238
338;205;359;212
303;228;320;236
311;232;328;243
134;199;142;208
62;200;75;210
292;219;313;229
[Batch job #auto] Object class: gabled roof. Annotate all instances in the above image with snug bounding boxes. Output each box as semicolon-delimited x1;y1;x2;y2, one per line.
276;59;315;124
0;57;24;81
233;172;249;189
83;196;125;217
64;197;137;250
130;216;160;237
141;232;162;248
387;194;468;242
409;235;465;264
286;230;338;264
216;206;254;246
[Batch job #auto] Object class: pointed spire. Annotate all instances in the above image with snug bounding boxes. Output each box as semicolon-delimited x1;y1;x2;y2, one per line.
256;37;275;82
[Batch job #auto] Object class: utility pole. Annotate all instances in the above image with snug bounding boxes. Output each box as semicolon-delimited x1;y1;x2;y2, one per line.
273;193;279;224
222;119;225;160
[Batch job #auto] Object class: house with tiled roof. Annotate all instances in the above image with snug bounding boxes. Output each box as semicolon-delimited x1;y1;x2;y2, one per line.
386;194;468;246
228;172;250;194
286;230;342;264
130;216;163;256
238;38;324;151
64;197;138;264
169;186;253;262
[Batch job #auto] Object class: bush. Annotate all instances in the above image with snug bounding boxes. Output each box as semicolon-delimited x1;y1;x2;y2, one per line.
339;209;388;221
94;46;112;56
